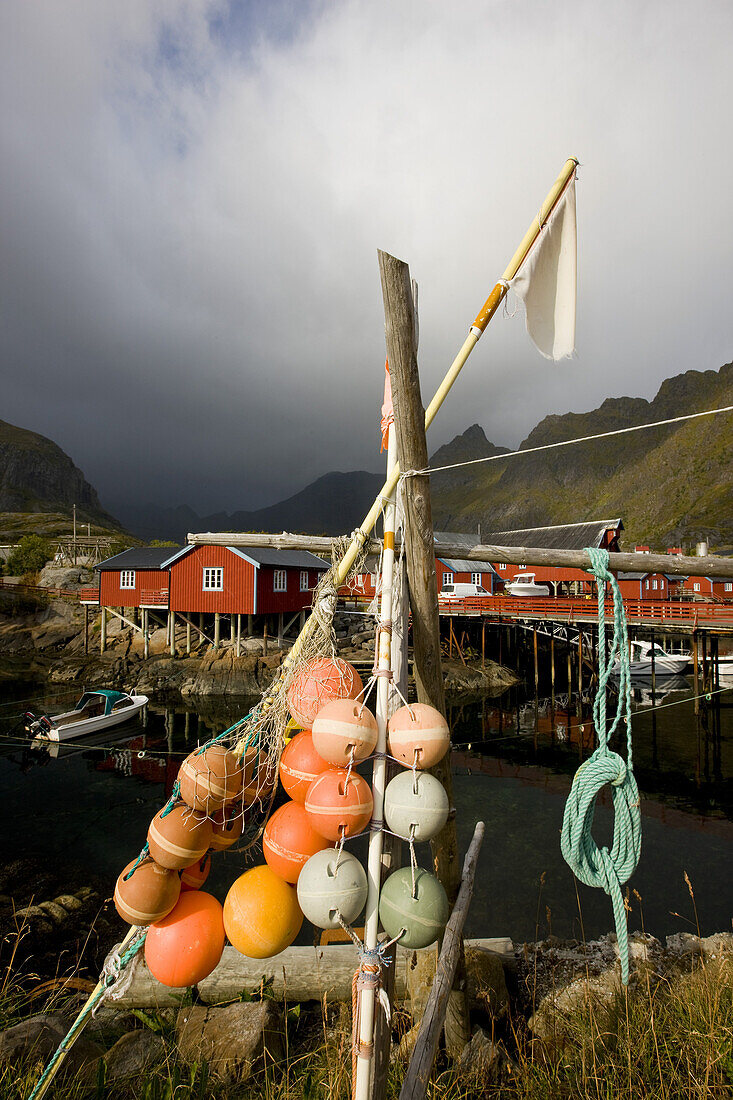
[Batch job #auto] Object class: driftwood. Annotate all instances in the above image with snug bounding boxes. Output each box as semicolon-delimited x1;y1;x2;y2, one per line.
108;937;511;1008
399;822;486;1100
186;531;733;580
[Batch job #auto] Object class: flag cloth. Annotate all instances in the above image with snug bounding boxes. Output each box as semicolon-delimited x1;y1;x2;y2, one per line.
509;172;577;360
380;358;393;452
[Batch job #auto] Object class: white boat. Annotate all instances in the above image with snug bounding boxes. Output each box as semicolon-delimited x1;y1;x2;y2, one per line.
504;572;550;597
613;640;690;677
26;690;148;743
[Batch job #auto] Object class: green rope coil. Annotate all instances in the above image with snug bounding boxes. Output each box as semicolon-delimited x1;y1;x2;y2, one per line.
560;547;641;985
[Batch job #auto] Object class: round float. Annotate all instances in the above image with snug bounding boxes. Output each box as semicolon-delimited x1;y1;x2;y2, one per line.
263;800;331;883
279;730;330;803
114;856;181;926
180;853;212;891
305;768;373;841
297;848;368;929
209;807;243;852
147;803;212;871
286;657;363;729
378;866;449;949
224;865;303;959
311;699;378;766
145;891;225;987
178;744;244;813
387;703;450;769
384;771;449;842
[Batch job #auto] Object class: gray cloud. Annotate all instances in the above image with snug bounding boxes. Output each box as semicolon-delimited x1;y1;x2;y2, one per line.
2;0;732;517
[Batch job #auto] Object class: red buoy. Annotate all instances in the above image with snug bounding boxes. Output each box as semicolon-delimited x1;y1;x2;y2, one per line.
114;857;181;926
180;853;211;891
263;800;331;883
286;657;363;729
279;730;330;803
145;891;225;987
305;768;373;841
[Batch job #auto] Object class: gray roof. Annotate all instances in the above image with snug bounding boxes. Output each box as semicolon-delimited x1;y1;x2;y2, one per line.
437;557;498;573
436;520;623;553
232;547;329;569
96;547;182;571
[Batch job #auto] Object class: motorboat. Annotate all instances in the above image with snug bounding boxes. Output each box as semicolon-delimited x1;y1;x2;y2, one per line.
25;690;148;743
613;640;689;677
504;572;550;597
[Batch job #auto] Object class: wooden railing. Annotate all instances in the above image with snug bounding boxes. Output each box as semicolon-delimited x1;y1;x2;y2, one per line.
77;587;100;603
140;588;169;607
437;594;733;625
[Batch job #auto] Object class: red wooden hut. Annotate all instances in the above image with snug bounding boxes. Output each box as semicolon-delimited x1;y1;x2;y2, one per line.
95;547;180;608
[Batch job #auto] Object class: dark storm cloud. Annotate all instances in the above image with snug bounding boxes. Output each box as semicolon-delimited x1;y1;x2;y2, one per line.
2;0;732;517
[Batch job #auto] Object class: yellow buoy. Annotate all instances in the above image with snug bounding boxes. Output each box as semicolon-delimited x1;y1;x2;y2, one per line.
223;865;303;958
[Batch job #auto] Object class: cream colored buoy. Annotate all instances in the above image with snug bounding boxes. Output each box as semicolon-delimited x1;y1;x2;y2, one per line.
297;848;367;929
311;698;378;766
384;770;449;841
387;703;450;769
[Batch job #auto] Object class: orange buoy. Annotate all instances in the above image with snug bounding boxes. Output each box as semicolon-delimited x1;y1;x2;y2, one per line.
114;856;181;925
311;698;378;766
209;806;243;851
145;891;225;987
242;751;276;808
178;744;245;813
279;730;330;803
304;768;373;841
147;804;213;871
181;853;212;891
263;800;331;883
387;703;450;769
224;865;303;958
286;657;363;729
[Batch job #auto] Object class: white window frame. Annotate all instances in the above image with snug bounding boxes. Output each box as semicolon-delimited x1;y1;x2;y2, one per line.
120;570;135;589
274;569;287;592
300;570;309;592
645;579;650;590
497;563;506;570
652;579;658;590
471;572;482;586
202;567;223;591
442;572;454;586
693;582;700;592
725;583;732;593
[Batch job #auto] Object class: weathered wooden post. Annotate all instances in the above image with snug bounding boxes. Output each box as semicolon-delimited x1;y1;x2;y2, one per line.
378;248;470;1056
236;614;241;657
214;612;220;649
84;605;89;655
100;606;107;653
170;612;176;657
143;608;149;660
186;621;191;655
533;627;539;695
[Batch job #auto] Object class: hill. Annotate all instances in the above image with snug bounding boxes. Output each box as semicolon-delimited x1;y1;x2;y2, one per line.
430;361;733;550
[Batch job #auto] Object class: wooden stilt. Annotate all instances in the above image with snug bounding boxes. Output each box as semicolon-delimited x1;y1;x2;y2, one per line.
84;605;89;655
100;606;107;653
277;612;284;649
578;631;583;696
214;612;220;649
693;632;700;715
144;608;149;660
230;615;235;644
186;621;191;655
550;633;555;702
199;613;204;644
248;614;254;636
170;612;175;657
566;629;572;706
533;627;539;695
481;620;485;669
236;614;241;657
262;620;268;656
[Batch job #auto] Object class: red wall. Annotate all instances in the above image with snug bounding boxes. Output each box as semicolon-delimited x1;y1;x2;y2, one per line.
100;569;168;607
169;545;255;614
256;567;323;613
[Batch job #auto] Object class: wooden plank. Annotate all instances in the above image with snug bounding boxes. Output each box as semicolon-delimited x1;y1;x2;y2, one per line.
399;822;485;1100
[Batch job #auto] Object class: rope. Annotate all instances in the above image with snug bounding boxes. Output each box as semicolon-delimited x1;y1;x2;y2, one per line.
560;547;641;985
400;404;733;479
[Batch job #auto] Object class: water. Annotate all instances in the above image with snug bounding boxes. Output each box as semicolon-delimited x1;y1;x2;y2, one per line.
0;672;731;945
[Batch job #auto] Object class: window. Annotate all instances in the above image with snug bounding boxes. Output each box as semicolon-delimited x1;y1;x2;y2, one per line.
442;572;453;586
300;570;309;592
274;570;287;592
693;582;700;592
203;567;223;591
120;570;135;589
471;573;482;586
726;583;732;593
645;580;650;590
652;579;658;590
497;563;506;570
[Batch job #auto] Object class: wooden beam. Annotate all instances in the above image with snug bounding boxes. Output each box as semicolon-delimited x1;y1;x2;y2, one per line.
399;822;485;1099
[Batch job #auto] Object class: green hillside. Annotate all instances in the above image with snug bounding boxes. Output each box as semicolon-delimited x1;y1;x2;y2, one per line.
431;361;733;551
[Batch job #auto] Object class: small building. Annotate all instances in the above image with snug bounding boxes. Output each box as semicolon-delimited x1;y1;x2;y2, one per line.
616;571;673;601
95;547;181;609
681;575;733;601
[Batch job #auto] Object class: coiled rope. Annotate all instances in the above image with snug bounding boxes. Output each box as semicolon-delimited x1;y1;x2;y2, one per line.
560;547;641;985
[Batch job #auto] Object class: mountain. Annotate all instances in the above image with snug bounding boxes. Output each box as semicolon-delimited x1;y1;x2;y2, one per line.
430;361;733;550
0;419;121;534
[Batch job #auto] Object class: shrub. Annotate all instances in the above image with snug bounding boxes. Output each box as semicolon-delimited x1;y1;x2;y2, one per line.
6;535;53;576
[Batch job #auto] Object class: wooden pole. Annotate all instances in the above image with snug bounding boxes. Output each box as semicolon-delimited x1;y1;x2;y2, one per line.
236;614;241;657
169;612;175;657
533;627;539;695
277;612;284;649
143;608;149;660
186;621;191;655
399;822;485;1100
84;605;89;655
214;612;220;649
693;632;700;715
379;248;470;1057
550;633;555;702
100;606;106;653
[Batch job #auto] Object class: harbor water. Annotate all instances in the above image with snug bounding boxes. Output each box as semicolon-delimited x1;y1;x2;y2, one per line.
1;672;731;945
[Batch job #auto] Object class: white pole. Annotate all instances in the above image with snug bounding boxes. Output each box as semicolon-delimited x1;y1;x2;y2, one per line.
354;421;397;1100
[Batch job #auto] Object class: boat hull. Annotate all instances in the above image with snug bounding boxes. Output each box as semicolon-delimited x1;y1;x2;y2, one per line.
32;696;148;743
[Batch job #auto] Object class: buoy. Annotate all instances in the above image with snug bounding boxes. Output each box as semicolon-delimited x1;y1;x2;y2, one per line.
242;751;276;808
263;800;331;883
286;657;363;729
178;744;245;813
297;848;367;929
279;730;330;803
180;853;212;891
304;768;373;841
224;865;303;958
147;804;212;871
114;856;181;925
145;891;225;987
388;703;450;769
311;699;378;766
209;806;243;851
378;866;449;949
384;771;449;842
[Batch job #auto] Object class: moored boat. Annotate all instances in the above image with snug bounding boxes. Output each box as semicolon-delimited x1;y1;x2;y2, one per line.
504;572;550;597
613;640;690;677
26;689;148;743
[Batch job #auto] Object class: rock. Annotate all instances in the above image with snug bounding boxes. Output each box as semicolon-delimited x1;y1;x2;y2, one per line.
0;1013;102;1079
666;931;733;958
14;905;53;935
528;968;622;1044
54;894;83;913
405;945;439;1019
458;1027;511;1087
465;945;509;1018
104;1030;165;1082
38;901;70;925
176;1001;283;1084
38;567;87;590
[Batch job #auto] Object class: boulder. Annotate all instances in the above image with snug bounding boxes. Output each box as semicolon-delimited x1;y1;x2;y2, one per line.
528;967;622;1044
666;932;733;958
465;945;510;1018
458;1027;511;1087
0;1013;102;1079
176;1001;283;1084
103;1030;165;1082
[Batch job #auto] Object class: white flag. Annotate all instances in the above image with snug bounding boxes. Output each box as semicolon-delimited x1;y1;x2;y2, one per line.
509;173;577;360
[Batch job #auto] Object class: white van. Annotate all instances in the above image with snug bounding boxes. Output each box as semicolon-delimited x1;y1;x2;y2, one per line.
439;582;491;600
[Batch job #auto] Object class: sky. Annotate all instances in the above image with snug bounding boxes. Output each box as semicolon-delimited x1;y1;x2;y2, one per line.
2;0;732;519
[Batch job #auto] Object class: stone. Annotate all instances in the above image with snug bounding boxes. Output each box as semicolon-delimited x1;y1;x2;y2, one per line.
176;1001;284;1084
14;905;53;935
458;1027;511;1087
666;931;733;958
54;894;83;912
38;901;69;925
103;1030;165;1082
528;968;622;1044
465;945;510;1018
0;1013;102;1079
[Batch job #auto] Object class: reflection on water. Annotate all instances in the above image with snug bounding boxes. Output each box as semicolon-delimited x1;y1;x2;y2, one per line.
1;673;731;944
